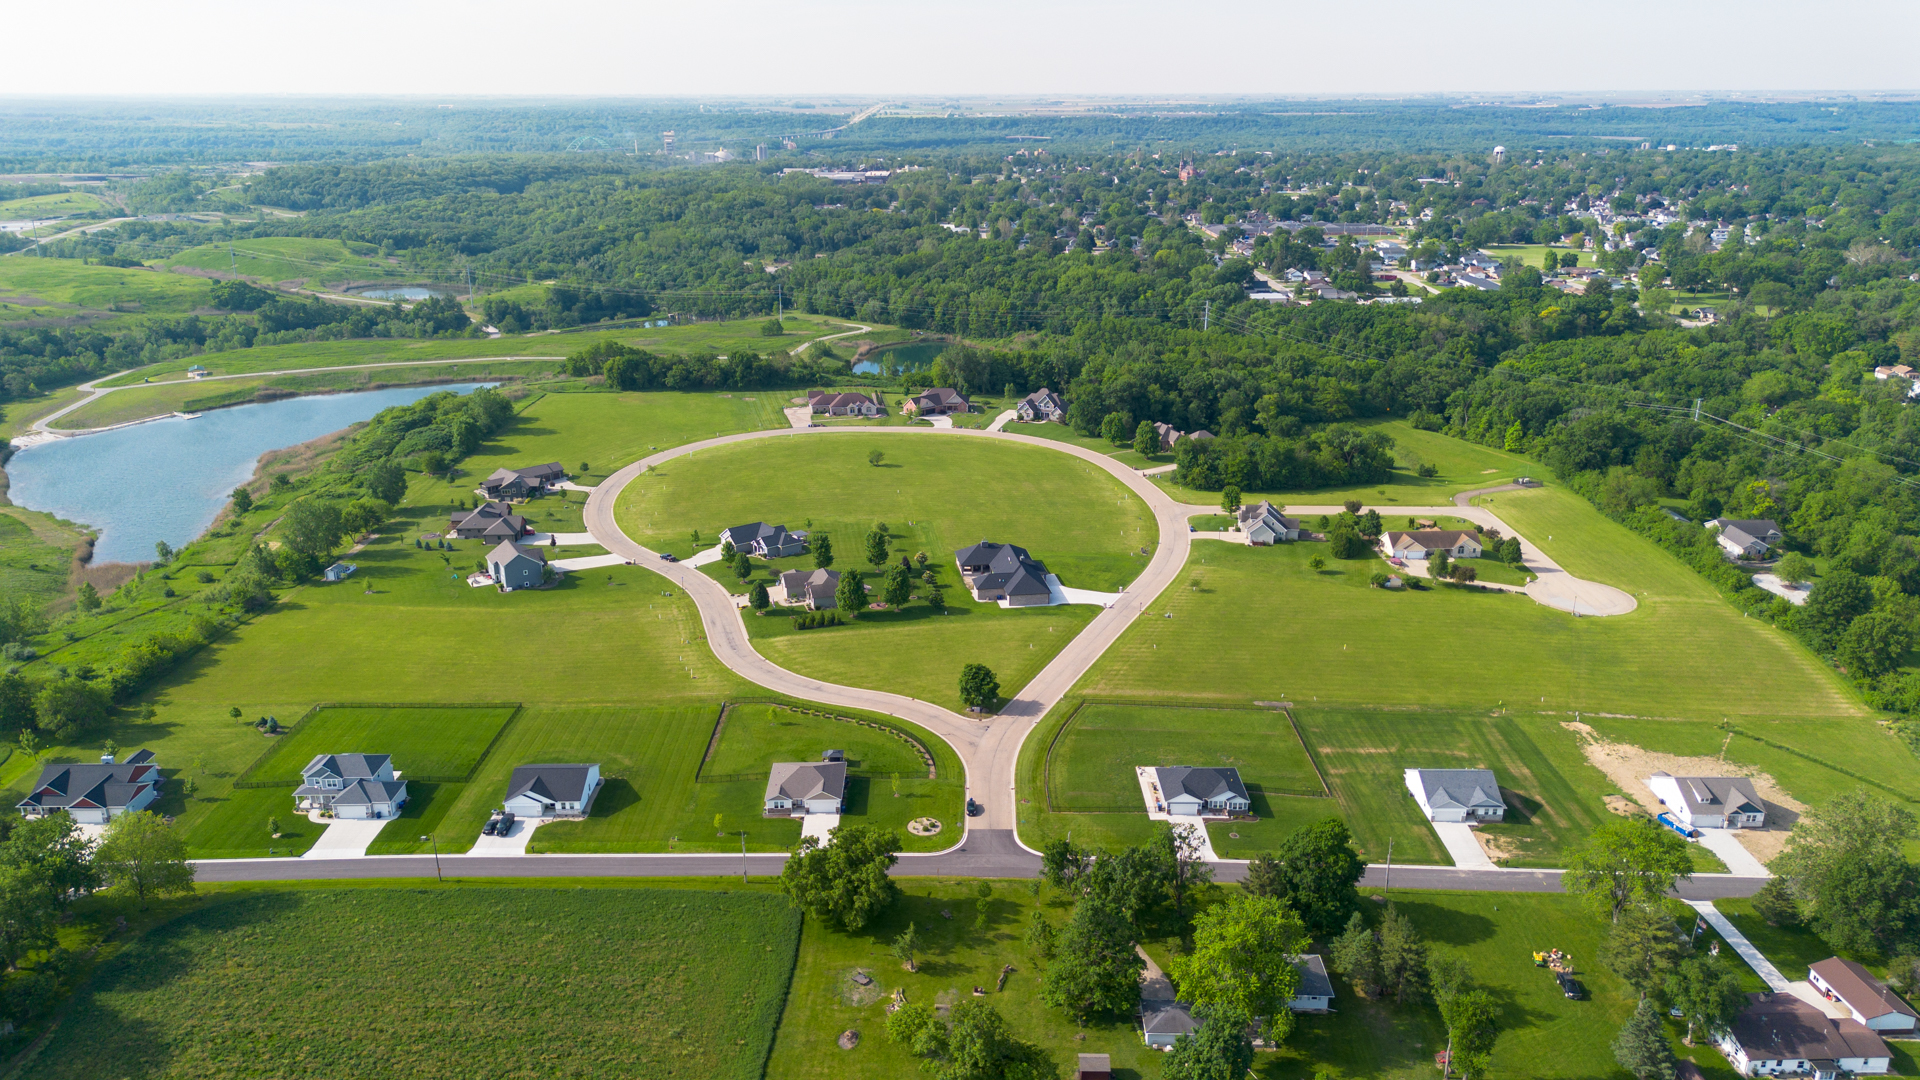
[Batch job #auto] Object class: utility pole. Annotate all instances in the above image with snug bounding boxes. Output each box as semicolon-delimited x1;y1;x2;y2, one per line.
741;831;748;883
420;834;442;882
1692;397;1702;422
229;241;235;270
1384;839;1394;896
1202;300;1210;332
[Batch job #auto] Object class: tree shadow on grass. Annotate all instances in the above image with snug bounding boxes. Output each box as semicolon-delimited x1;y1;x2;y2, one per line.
1494;787;1546;827
1392;899;1496;947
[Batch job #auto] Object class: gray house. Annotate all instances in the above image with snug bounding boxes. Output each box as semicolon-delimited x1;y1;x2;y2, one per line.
294;753;408;819
503;763;602;818
955;541;1054;606
1289;955;1335;1012
765;760;847;815
1016;388;1066;423
480;462;567;499
1238;501;1303;545
1141;1000;1200;1048
1708;518;1784;560
1404;768;1507;822
16;750;162;824
775;568;840;609
487;540;549;591
1647;773;1767;830
449;500;530;541
1153;766;1252;817
721;522;809;559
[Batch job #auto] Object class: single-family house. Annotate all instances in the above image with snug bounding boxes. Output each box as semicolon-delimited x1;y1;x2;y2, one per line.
294;754;408;819
1873;364;1916;382
1716;992;1891;1077
323;561;357;582
1074;1053;1112;1080
721;522;809;559
449;500;531;541
1809;958;1918;1034
775;568;841;609
487;540;549;591
1141;1000;1200;1048
503;763;602;818
1382;529;1483;561
1707;518;1784;560
764;760;847;815
1404;768;1508;822
1152;422;1218;451
1153;766;1251;817
16;750;162;824
186;364;208;379
954;541;1054;606
1238;501;1303;545
1017;388;1067;423
480;462;567;500
1646;773;1767;830
1289;954;1335;1012
904;387;970;416
807;390;883;417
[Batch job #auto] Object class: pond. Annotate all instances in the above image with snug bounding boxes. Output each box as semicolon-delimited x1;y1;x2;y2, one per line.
853;341;947;376
346;285;460;302
7;382;494;565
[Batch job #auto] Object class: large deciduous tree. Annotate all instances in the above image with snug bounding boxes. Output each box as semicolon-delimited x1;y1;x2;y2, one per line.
1166;893;1307;1044
958;663;998;709
93;811;195;909
835;569;864;616
1666;955;1745;1046
778;823;899;931
1161;1002;1255;1080
279;498;344;558
1563;816;1694;922
1772;789;1920;954
1243;818;1367;938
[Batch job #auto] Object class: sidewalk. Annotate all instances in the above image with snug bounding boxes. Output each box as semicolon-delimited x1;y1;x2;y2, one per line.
1686;900;1850;1019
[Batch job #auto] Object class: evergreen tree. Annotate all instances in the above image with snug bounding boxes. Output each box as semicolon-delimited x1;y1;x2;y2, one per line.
1329;911;1382;997
835;569;864;615
812;533;833;569
1612;997;1680;1080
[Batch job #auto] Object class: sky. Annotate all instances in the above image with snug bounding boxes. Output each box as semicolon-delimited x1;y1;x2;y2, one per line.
2;0;1915;98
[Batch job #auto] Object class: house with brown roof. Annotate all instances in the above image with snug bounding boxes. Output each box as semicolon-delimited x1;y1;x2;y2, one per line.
807;390;883;417
904;387;970;416
1382;529;1483;561
1716;992;1891;1076
1809;958;1918;1034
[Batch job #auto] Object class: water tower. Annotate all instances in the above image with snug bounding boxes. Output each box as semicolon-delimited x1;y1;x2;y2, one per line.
1492;145;1506;164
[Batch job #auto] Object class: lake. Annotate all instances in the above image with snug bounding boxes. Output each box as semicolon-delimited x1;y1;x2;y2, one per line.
853;341;946;375
7;383;493;565
347;285;460;301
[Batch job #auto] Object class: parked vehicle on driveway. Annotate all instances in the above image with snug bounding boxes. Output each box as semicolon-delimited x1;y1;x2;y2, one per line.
482;819;497;836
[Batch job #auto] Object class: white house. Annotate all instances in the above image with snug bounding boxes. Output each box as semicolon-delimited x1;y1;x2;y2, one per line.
775;568;840;609
1016;388;1066;423
1288;955;1335;1012
764;759;846;815
1382;529;1483;561
1809;958;1918;1034
1707;518;1784;560
15;750;162;824
1717;992;1891;1077
1153;766;1251;817
502;763;602;818
1647;773;1767;830
294;753;408;820
1237;501;1303;545
1141;1001;1200;1048
1404;768;1507;822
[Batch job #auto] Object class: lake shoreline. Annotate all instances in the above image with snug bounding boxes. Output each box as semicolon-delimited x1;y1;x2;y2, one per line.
46;369;530;435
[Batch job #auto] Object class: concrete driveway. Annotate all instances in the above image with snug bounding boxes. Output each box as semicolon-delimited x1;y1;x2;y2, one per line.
302;816;391;859
468;816;548;855
1430;821;1496;869
799;814;840;844
1697;829;1772;877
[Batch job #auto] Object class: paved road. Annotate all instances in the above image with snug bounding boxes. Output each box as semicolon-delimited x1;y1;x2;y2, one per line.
582;423;1197;842
16;354;565;446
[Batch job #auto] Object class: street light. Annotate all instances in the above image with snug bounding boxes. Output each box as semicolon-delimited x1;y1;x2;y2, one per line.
420;835;442;882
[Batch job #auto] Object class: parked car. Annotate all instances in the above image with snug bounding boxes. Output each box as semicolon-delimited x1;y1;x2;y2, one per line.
482;819;498;836
966;798;982;817
498;812;515;834
659;553;679;562
1556;972;1585;1000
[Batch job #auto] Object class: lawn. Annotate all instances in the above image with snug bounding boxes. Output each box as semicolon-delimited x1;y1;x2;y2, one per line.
1154;419;1533;507
1045;703;1325;811
769;882;1730;1080
0;505;87;606
618;433;1153;708
159;236;407;285
0;258;211;316
1482;243;1599;269
239;704;517;784
30;887;799;1080
0;189;112;218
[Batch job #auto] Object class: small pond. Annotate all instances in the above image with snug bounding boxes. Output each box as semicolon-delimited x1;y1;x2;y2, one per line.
853;341;947;376
347;285;461;302
7;382;494;565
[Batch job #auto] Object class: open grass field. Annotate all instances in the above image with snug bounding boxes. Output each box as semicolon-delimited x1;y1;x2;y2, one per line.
1154;419;1531;507
159;237;406;285
619;433;1151;707
51;361;557;429
0;505;86;606
26;887;800;1080
1482;243;1599;269
0;258;211;316
0;190;112;218
244;704;516;783
1046;703;1324;811
770;881;1729;1080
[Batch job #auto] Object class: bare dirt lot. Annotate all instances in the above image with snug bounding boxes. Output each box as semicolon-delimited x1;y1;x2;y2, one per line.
1561;720;1806;864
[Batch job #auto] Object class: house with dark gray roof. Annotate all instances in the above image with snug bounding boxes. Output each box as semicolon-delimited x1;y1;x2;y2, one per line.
503;764;602;818
1404;768;1507;822
1153;766;1251;817
1289;954;1335;1012
1707;518;1785;560
1141;1000;1200;1048
954;541;1054;606
480;462;567;499
765;760;846;815
1152;422;1215;452
776;568;841;609
1716;992;1891;1076
1647;772;1767;830
16;750;161;824
905;387;969;416
295;754;408;820
721;522;809;559
1016;388;1066;423
487;540;549;591
1810;957;1918;1034
449;500;530;541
